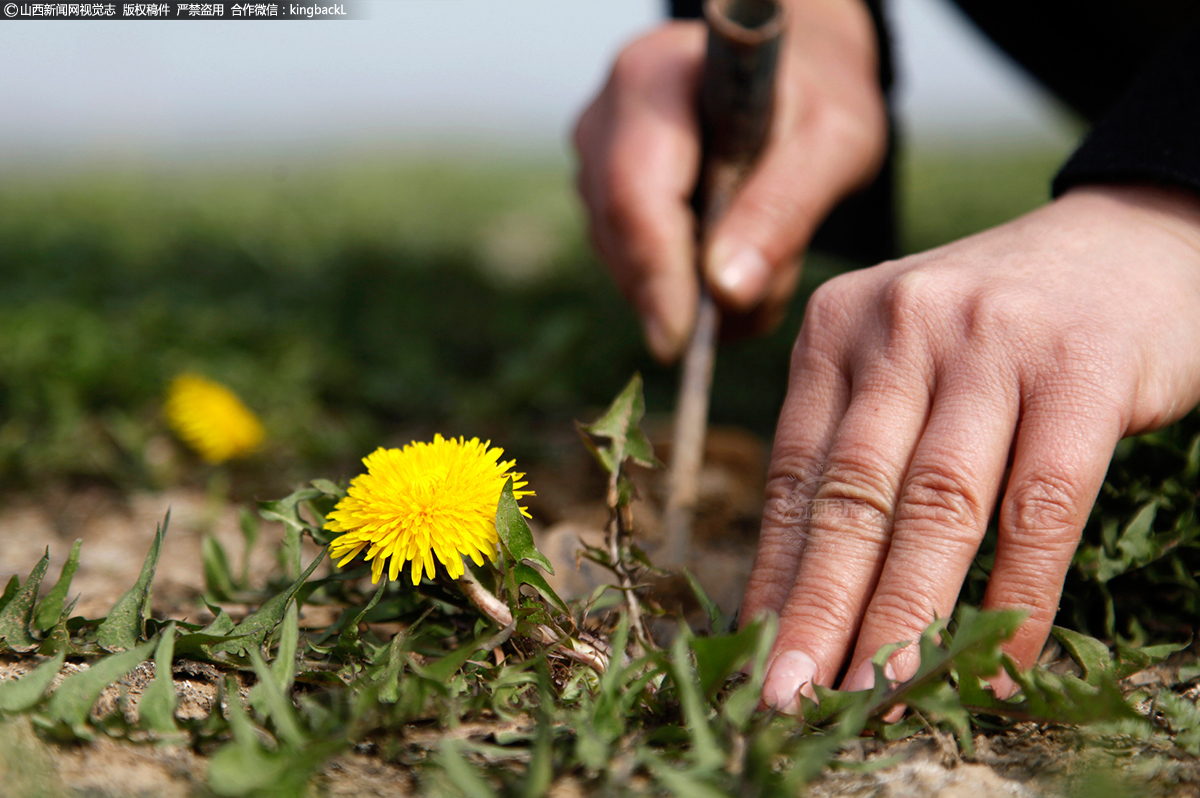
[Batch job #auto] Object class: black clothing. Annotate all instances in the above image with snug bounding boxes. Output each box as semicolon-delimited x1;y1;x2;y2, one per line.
669;0;1200;259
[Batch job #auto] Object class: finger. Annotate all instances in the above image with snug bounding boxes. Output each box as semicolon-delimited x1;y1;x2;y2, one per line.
839;379;1018;693
761;358;932;713
981;390;1124;696
702;102;880;313
719;255;803;342
574;23;705;362
740;308;852;629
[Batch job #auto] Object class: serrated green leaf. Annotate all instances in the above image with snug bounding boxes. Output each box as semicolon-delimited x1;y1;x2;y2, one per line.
668;632;723;770
0;650;65;713
250;601;299;716
238;506;260;586
209;553;323;657
0;575;18;615
1052;626;1114;687
96;514;168;652
419;626;511;684
511;563;569;617
373;631;407;704
39;637;156;739
723;615;776;730
248;647;306;747
641;750;729;798
1114;638;1190;680
207;677;302;797
34;540;80;632
689;621;760;700
310;478;345;498
0;550;50;653
578;373;660;474
140;621;179;736
203;534;237;601
259;488;324;576
335;580;386;658
683;568;734;634
495;478;553;574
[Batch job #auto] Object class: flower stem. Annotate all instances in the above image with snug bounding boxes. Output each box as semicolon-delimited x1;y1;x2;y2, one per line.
457;572;610;674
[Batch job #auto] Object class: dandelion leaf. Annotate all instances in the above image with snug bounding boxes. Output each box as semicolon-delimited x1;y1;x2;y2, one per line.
96;513;168;652
207;678;304;797
249;601;299;716
33;539;80;633
1052;626;1115;687
0;575;18;616
578;373;660;474
202;534;237;601
248;647;306;747
38;637;156;740
495;478;553;574
334;580;386;659
209;553;323;657
0;550;50;653
683;568;734;634
668;633;722;769
688;621;761;699
0;649;65;713
511;563;569;616
140;622;180;736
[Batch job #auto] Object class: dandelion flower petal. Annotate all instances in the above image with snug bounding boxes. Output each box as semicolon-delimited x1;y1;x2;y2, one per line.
325;435;534;584
164;374;265;464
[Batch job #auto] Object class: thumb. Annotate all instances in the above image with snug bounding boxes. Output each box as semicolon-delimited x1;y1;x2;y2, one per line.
702;99;886;310
701;137;833;311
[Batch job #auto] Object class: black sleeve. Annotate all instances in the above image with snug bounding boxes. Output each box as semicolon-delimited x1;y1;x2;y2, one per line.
1053;22;1200;198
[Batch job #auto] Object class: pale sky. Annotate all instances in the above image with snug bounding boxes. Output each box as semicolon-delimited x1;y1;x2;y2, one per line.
0;0;1077;161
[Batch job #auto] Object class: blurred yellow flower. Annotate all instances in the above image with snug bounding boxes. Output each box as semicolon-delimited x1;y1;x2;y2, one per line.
164;374;265;464
326;435;533;585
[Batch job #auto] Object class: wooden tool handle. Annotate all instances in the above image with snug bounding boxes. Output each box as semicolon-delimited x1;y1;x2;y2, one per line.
662;0;783;567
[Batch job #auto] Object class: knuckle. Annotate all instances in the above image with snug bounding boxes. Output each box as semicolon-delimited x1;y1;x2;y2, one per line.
879;270;940;348
867;589;940;639
897;467;986;532
799;277;856;345
780;588;860;644
762;455;825;536
988;577;1060;624
1003;472;1084;539
810;459;895;532
609;36;660;86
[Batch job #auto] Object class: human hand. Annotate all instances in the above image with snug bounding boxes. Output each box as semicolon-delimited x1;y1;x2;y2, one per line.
743;185;1200;713
572;0;887;362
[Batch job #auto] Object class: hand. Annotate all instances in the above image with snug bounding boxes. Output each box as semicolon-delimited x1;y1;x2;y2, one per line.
572;0;887;362
744;185;1200;713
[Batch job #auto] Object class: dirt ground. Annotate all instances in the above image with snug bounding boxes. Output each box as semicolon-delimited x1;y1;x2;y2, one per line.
1;427;1198;797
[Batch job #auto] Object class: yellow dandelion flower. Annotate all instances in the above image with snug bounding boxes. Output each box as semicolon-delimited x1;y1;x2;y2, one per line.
325;435;534;585
164;374;265;464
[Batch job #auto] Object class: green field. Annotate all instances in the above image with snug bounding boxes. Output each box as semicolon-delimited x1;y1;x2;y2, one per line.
0;144;1072;493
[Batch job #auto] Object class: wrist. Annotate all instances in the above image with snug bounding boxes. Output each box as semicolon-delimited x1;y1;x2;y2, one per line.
1059;184;1200;256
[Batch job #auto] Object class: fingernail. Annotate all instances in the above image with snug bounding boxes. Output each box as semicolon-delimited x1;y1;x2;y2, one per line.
842;661;876;693
708;243;768;306
843;659;898;692
988;669;1018;700
763;650;818;714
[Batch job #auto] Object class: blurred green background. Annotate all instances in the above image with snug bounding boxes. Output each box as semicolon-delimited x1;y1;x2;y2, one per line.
0;144;1070;493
